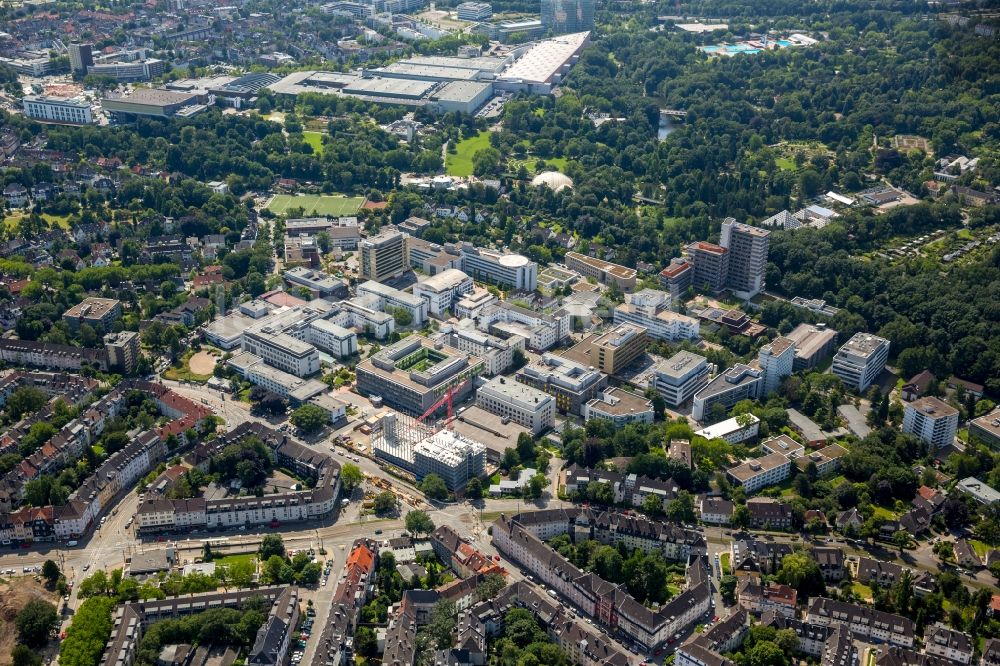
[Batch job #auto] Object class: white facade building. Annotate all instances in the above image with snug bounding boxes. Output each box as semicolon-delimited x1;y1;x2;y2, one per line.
695;414;760;444
832;333;889;392
758;336;795;396
903;397;959;449
476;375;555;435
476;302;568;351
437;324;518;376
357;280;429;327
307;319;358;358
23;95;93;125
613;289;700;342
458;243;537;291
412;269;474;316
650;351;711;407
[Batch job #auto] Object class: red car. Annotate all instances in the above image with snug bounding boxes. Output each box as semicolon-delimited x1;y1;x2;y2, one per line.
654;648;665;657
667;638;675;645
493;555;501;561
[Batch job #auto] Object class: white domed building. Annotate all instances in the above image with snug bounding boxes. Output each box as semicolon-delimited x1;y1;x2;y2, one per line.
531;171;573;192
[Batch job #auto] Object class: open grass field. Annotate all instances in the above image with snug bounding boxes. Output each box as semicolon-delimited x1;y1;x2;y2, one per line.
163;349;214;383
303;131;325;156
509;155;569;176
267;194;365;217
852;581;873;602
446;131;492;177
2;212;72;231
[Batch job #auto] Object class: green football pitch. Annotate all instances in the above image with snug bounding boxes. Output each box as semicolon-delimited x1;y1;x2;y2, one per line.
266;194;365;217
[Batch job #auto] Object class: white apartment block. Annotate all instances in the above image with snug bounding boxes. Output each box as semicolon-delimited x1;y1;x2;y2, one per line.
806;598;914;648
832;333;889;392
903;397;959;449
923;623;973;664
613;289;700;342
476;376;555;435
437;324;519;376
726;452;792;494
23;95;93;125
758;336;795;396
458;243;538;291
456;1;492;20
357;280;429;327
650;350;711;407
227;352;327;402
411;269;474;316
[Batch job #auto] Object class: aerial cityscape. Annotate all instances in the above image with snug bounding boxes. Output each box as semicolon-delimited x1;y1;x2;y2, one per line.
0;0;998;665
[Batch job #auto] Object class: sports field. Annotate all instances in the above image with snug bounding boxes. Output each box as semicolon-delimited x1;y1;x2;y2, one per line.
446;131;492;177
266;194;365;216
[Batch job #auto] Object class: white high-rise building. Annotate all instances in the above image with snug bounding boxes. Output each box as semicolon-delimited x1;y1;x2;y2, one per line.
650;351;711;407
719;218;770;299
757;336;795;396
360;230;408;282
832;333;889;392
903;397;959;449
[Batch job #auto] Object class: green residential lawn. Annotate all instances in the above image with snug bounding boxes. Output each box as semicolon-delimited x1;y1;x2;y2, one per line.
266;194;366;216
446;131;492;176
213;553;257;569
969;539;991;557
871;505;897;521
852;582;873;601
3;212;72;231
303;131;325;156
720;552;731;575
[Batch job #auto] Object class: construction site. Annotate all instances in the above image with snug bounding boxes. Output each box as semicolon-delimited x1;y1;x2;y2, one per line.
370;377;490;493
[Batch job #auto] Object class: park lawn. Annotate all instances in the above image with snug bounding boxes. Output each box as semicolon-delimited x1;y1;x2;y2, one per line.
852;582;873;601
775;157;797;171
508;155;569;176
266;194;366;217
162;350;213;383
720;552;731;575
447;131;492;177
303;131;325;156
3;212;72;231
